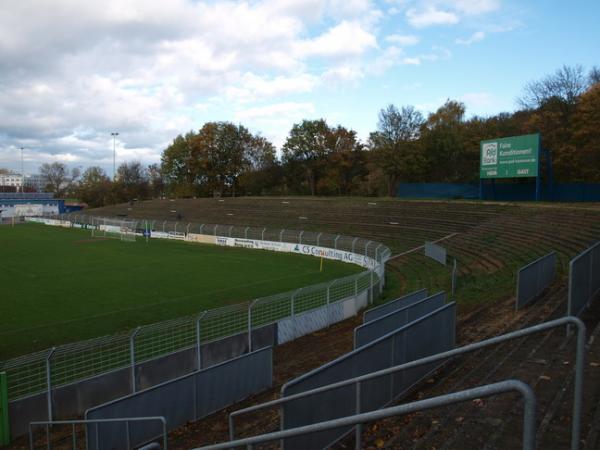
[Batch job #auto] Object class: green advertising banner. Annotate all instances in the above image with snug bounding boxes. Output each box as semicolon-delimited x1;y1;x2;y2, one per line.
480;133;540;179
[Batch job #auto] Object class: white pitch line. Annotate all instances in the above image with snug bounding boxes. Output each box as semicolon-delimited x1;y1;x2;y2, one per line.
388;232;459;261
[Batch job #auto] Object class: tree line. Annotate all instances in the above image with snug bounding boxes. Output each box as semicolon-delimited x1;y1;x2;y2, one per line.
33;65;600;205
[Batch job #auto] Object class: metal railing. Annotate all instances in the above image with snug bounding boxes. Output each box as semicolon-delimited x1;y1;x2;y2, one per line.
1;215;390;408
568;241;600;317
227;316;585;450
29;416;167;450
195;380;536;450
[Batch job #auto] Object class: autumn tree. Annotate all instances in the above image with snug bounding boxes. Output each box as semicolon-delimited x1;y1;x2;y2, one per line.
76;166;111;207
368;105;425;195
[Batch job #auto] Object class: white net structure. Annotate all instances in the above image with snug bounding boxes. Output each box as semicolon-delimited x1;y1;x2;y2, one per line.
91;217;138;242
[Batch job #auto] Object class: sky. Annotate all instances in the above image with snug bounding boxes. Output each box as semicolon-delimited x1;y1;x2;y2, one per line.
0;0;598;177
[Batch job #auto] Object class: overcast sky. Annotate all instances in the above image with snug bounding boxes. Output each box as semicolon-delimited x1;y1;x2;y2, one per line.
0;0;598;177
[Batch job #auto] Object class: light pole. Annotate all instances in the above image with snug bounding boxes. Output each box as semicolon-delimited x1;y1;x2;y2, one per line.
20;147;24;192
111;132;119;180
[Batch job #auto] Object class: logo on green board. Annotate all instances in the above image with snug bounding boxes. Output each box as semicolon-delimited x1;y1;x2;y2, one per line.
480;133;540;179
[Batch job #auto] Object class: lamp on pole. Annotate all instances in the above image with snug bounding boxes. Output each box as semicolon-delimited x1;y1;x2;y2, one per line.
111;132;119;180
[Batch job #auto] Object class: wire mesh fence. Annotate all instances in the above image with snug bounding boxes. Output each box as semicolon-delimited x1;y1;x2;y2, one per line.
1;214;390;403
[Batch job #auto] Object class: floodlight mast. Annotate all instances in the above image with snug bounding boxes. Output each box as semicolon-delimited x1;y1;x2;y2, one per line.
111;132;119;180
20;147;24;192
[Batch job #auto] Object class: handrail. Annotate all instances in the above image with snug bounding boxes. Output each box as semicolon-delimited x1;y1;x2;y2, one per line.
229;315;586;450
29;416;167;450
196;380;536;450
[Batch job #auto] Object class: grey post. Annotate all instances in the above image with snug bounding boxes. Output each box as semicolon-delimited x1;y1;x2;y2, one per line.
174;222;178;233
130;327;142;393
334;235;341;249
196;311;207;370
162;221;166;233
46;347;56;421
365;240;372;257
248;300;257;352
355;381;362;450
213;224;218;235
244;226;250;239
299;230;304;244
199;224;205;234
228;225;233;237
280;229;285;242
317;232;322;247
187;223;192;234
262;228;266;241
351;237;358;253
370;270;375;303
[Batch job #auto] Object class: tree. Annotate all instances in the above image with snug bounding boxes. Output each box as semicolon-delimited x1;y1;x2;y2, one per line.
420;100;468;182
573;83;600;181
39;162;80;197
113;161;149;202
368;105;425;195
76;166;111;207
518;65;589;110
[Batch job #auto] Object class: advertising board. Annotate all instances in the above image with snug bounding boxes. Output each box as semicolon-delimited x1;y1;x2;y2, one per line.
480;133;540;179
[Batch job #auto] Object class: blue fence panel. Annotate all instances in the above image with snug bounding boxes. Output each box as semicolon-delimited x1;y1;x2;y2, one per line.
568;242;600;317
397;182;600;202
424;242;447;265
355;292;446;348
85;348;272;450
516;252;556;310
281;303;456;450
363;289;428;323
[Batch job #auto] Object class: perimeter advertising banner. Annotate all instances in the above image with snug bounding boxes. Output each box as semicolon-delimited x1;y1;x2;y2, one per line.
480;133;540;179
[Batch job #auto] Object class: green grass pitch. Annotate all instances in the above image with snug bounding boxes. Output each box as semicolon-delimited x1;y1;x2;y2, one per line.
0;223;361;359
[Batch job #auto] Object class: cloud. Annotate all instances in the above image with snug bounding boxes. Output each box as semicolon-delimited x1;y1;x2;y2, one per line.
404;0;501;28
294;21;377;58
456;31;486;45
0;0;391;172
406;6;459;28
385;34;420;46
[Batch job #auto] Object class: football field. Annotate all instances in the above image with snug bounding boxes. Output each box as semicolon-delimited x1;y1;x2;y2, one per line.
0;223;360;359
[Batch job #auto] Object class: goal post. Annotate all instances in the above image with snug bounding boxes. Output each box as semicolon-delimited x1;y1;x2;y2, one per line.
91;217;138;242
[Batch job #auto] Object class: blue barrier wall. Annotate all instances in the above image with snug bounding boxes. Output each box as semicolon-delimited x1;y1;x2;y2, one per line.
397;183;600;202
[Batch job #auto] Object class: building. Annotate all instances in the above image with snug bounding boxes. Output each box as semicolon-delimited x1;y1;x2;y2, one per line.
0;173;47;192
0;173;23;190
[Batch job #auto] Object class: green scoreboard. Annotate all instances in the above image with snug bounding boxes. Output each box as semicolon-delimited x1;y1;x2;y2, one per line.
480;133;540;179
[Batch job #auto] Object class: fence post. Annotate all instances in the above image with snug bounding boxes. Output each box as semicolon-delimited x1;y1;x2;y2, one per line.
174;222;178;233
280;229;285;242
452;258;458;295
162;221;166;233
196;312;207;371
199;224;205;234
213;224;218;235
245;227;250;239
46;347;56;422
317;232;322;247
334;235;340;249
0;371;9;445
351;237;358;253
229;225;233;237
370;270;374;304
130;327;141;393
262;228;266;241
248;300;257;352
365;241;372;257
186;223;191;235
299;231;304;245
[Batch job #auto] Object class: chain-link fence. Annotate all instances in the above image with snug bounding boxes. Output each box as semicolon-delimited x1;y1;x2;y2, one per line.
1;214;391;404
